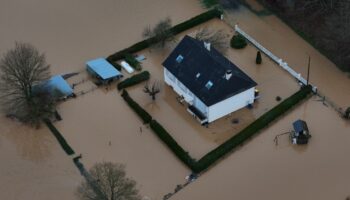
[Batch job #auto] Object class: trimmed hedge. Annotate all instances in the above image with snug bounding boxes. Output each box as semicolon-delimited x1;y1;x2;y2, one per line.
230;34;247;49
120;84;311;173
117;71;150;90
106;57;122;71
192;85;312;173
200;0;219;8
150;120;196;169
44;119;75;155
124;54;142;71
121;90;152;124
107;8;222;61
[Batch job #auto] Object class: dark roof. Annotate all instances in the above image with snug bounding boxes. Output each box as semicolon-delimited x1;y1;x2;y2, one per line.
162;35;257;106
293;119;309;134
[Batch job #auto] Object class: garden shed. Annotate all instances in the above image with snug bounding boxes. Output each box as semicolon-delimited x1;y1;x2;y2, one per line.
291;119;311;144
86;58;123;84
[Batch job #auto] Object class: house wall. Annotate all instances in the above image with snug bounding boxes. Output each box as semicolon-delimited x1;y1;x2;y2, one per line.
164;68;194;103
164;68;210;115
208;87;255;122
193;96;208;116
164;68;255;123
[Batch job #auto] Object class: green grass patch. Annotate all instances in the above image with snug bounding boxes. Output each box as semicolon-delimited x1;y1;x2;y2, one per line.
107;8;222;62
117;71;150;90
44;119;75;155
121;90;152;124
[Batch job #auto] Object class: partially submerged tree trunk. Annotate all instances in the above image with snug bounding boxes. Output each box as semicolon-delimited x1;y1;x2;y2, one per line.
143;81;161;101
0;42;55;127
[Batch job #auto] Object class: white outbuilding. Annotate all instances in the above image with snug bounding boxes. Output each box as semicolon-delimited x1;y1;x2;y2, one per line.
162;35;257;124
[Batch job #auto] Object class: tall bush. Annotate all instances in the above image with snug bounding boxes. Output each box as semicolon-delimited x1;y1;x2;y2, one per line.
106;58;122;71
230;34;247;49
124;54;142;71
256;51;262;64
117;71;150;90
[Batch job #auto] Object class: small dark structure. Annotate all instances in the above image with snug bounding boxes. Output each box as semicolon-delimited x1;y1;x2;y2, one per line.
291;119;311;145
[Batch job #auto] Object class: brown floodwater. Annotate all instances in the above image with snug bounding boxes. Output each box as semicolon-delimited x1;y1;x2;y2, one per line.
0;116;81;200
171;3;350;200
0;0;204;199
1;0;350;199
126;18;300;159
173;97;350;200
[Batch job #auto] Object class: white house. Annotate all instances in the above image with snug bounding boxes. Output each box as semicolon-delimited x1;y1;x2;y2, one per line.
162;35;257;124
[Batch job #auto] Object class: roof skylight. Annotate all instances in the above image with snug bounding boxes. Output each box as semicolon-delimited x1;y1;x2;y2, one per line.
176;55;184;63
205;81;213;90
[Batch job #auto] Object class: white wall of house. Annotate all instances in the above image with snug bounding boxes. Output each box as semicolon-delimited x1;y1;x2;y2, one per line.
207;87;255;123
164;68;195;103
193;96;208;115
164;68;255;123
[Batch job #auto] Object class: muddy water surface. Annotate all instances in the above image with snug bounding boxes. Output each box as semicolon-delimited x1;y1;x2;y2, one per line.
0;0;204;199
0;116;81;200
173;97;350;200
1;0;350;199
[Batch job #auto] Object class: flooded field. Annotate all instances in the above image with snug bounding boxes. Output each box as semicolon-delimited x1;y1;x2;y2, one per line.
0;116;81;200
173;97;350;200
0;0;349;199
0;0;204;199
127;18;300;158
56;87;191;199
224;5;350;108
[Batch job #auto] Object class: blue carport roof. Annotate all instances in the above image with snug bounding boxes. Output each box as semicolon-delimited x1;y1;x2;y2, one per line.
86;58;121;80
46;75;73;96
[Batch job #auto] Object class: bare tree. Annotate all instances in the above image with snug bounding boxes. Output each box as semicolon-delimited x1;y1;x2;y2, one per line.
142;17;175;49
143;81;161;101
195;27;229;54
76;162;141;200
0;42;55;127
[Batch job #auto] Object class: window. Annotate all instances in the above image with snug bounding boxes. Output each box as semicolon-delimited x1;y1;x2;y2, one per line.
176;55;184;63
205;81;213;90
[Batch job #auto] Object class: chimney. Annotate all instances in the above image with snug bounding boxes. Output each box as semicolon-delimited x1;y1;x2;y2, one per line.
204;42;211;51
225;70;232;80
